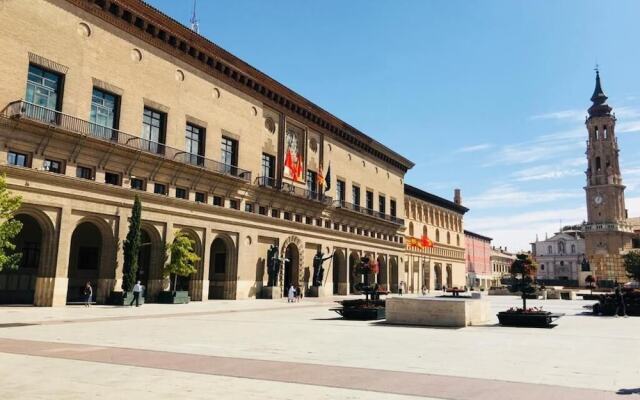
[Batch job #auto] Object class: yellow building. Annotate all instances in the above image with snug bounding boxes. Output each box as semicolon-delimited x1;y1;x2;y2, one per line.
0;0;414;305
403;185;468;293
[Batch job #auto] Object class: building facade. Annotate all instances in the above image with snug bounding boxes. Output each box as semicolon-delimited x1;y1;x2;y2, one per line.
403;186;468;292
0;0;414;306
490;246;515;287
583;71;636;285
464;230;492;289
531;228;585;285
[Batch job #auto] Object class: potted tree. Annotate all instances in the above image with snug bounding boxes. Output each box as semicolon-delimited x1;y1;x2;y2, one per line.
585;275;596;294
331;256;387;320
158;231;200;304
110;196;143;305
497;253;564;327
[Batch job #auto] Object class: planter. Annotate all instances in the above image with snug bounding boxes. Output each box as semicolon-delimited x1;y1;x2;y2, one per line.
158;290;190;304
109;291;145;306
497;311;563;328
333;307;386;320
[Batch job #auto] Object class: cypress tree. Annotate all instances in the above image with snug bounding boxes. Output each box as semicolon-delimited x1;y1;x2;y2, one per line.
122;195;142;292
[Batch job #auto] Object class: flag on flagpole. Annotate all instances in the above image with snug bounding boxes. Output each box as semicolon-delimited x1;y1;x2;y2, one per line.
317;164;325;188
324;162;331;192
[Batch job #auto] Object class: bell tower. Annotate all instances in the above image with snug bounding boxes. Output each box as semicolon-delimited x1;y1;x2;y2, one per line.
583;69;634;284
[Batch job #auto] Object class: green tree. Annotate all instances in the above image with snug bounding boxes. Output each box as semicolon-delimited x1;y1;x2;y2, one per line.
509;253;538;310
163;231;200;293
0;174;22;272
623;251;640;283
121;195;142;292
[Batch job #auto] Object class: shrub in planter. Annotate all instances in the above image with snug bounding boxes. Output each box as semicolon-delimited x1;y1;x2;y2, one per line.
159;231;199;304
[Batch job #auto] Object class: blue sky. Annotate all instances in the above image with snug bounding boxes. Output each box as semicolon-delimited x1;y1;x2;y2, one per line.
148;0;640;251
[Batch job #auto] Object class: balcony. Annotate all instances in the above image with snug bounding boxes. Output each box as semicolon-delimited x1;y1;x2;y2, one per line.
255;176;333;205
333;200;404;225
3;101;252;182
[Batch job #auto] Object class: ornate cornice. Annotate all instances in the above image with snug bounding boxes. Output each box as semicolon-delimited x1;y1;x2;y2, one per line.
62;0;414;173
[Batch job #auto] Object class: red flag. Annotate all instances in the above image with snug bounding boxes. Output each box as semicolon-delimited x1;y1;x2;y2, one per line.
421;235;433;248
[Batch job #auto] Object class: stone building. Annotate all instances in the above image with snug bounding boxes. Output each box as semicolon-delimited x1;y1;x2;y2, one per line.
583;71;638;285
531;227;585;285
490;246;515;287
403;186;468;293
464;230;492;289
0;0;414;306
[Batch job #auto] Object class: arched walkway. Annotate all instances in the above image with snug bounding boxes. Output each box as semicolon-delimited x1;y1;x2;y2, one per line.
332;249;347;295
283;243;300;290
0;214;42;304
349;251;360;294
376;255;387;290
390;257;399;293
446;265;453;288
434;264;443;289
67;219;116;304
209;235;237;300
138;223;163;301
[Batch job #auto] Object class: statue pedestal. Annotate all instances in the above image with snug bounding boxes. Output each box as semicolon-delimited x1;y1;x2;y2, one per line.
308;285;332;298
261;286;282;299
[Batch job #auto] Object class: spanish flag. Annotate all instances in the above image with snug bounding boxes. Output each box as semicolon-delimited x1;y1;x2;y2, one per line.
421;235;434;248
317;164;325;188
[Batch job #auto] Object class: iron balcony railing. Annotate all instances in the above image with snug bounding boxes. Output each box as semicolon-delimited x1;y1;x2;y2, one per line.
254;176;332;205
333;200;404;225
4;101;252;182
255;175;278;188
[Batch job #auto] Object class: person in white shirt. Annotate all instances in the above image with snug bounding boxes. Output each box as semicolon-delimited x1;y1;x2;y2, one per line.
130;280;143;307
288;285;296;303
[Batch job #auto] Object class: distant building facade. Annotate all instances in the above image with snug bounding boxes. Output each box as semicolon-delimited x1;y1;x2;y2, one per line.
490;246;515;287
531;228;586;285
464;230;492;289
404;186;468;292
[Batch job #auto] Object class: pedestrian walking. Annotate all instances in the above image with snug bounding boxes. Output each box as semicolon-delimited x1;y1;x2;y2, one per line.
614;286;628;317
442;285;447;295
130;280;143;307
83;281;92;307
399;281;404;296
288;284;296;303
296;286;303;302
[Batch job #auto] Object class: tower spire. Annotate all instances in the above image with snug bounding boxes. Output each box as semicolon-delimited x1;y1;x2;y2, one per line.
190;0;199;34
588;68;612;117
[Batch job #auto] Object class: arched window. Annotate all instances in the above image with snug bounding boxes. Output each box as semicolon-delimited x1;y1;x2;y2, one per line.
447;232;451;244
436;229;440;242
456;234;460;246
408;222;414;236
422;226;427;238
595;157;601;171
603;125;608;139
558;241;565;254
547;245;552;254
571;244;576;254
541;264;545;270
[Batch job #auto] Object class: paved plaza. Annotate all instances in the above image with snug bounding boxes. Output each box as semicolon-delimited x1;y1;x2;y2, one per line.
0;294;638;399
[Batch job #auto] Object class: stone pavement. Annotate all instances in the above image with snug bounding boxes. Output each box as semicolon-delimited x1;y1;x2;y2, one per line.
0;294;638;399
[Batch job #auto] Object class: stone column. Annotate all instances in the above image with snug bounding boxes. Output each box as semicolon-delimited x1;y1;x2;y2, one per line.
50;207;73;306
200;229;213;301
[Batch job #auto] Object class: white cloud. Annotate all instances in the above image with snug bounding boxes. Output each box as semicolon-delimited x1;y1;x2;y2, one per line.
464;184;582;209
530;109;585;122
454;143;492;153
511;157;585;182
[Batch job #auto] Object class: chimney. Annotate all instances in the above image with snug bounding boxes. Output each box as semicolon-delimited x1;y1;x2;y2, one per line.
454;188;462;205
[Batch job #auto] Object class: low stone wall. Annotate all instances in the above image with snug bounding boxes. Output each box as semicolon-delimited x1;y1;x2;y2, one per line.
386;296;490;327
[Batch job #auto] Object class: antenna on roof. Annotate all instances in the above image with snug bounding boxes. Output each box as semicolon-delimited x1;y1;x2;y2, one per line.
190;0;199;34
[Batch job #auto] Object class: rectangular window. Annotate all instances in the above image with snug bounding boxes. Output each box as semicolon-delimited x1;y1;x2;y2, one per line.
352;185;360;208
185;123;205;166
271;209;280;218
366;190;374;214
379;195;386;215
43;158;63;173
245;203;254;213
26;64;63;112
261;153;275;186
259;206;268;216
90;88;119;139
175;187;188;199
76;166;93;180
213;196;223;206
105;172;121;186
131;178;145;191
221;136;238;173
284;212;292;221
7;151;28;167
336;179;346;204
195;192;206;203
142;107;166;154
295;214;302;223
154;183;167;195
306;216;313;225
229;199;239;210
306;170;317;195
390;199;397;218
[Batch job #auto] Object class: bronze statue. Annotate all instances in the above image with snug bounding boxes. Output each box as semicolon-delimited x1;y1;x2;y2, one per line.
266;244;280;287
312;248;334;286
